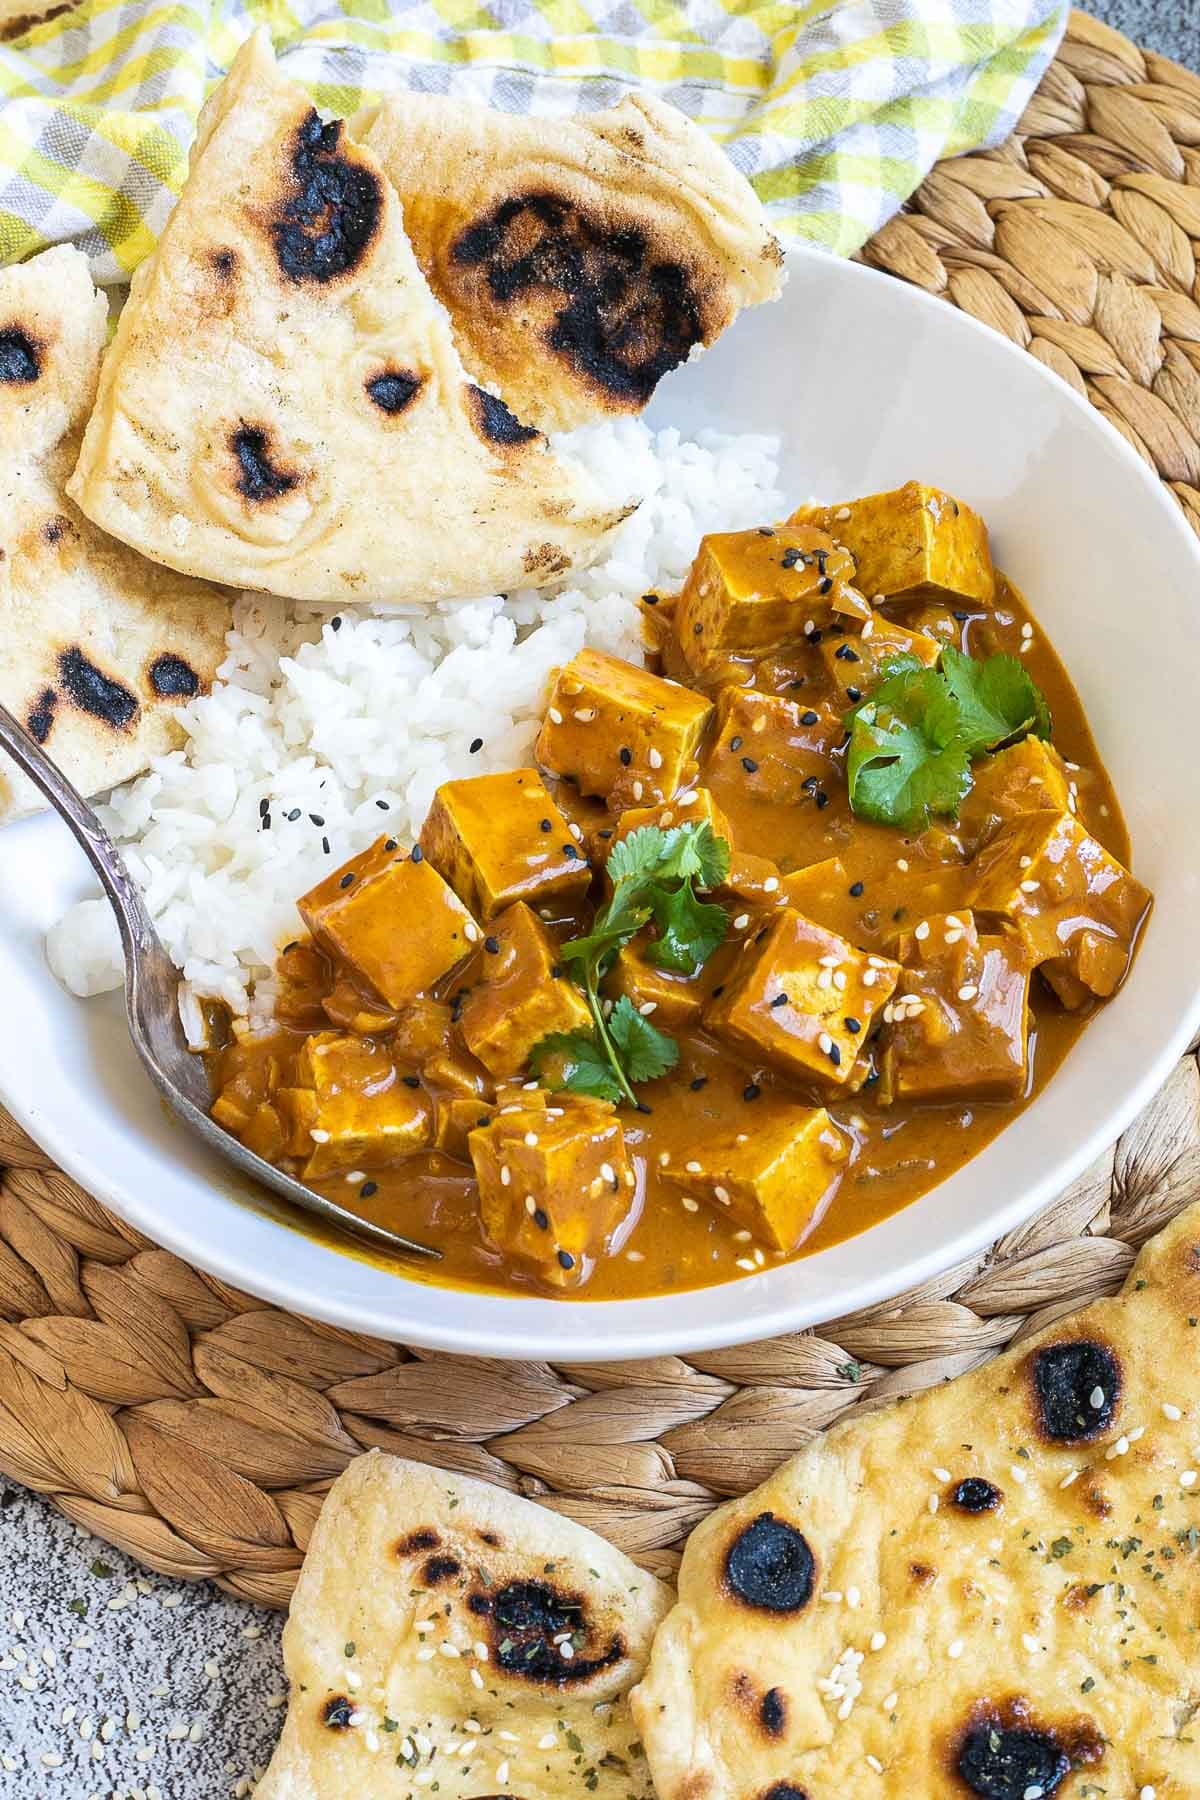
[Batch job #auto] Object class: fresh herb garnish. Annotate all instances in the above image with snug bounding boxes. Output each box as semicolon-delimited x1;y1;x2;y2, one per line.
844;647;1052;831
531;822;729;1104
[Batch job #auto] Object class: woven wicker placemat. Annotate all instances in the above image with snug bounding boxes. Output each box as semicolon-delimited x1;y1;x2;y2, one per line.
3;7;1200;1610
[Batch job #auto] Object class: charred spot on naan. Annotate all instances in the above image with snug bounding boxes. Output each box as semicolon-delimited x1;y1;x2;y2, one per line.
451;191;708;410
0;324;41;385
366;369;424;416
209;248;238;281
467;1577;623;1685
271;111;382;287
466;384;542;448
950;1477;1003;1514
42;514;72;546
723;1513;816;1615
950;1696;1103;1799
421;1553;462;1585
58;648;139;731
230;426;301;504
522;542;572;581
321;1695;355;1729
396;1527;441;1556
760;1787;809;1800
27;688;57;746
148;654;202;700
758;1686;788;1739
1029;1339;1122;1444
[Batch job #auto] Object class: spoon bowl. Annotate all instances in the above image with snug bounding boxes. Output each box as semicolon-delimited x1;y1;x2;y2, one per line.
0;700;440;1266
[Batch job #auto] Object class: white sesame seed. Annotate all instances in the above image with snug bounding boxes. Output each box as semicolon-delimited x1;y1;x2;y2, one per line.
310;1127;330;1143
931;1466;951;1483
1105;1435;1130;1461
573;707;595;722
835;506;851;520
685;1160;702;1173
883;1691;898;1711
1139;1788;1156;1800
464;919;481;942
524;1195;536;1217
846;1586;861;1608
947;1639;964;1660
1089;1386;1105;1409
867;1755;883;1773
638;1000;657;1015
496;1763;510;1787
818;1031;833;1054
1182;1470;1198;1488
1058;1469;1080;1489
914;922;930;940
957;984;979;1002
928;1494;939;1515
896;858;909;872
440;1642;461;1658
548;707;563;724
499;1165;510;1186
863;968;877;986
733;913;750;930
763;876;779;893
1022;1634;1041;1654
523;1131;538;1147
1024;1788;1044;1800
870;1631;887;1651
648;747;663;769
1164;1402;1183;1421
681;1197;699;1213
1009;1464;1027;1485
631;781;644;801
415;1646;435;1662
1019;879;1040;893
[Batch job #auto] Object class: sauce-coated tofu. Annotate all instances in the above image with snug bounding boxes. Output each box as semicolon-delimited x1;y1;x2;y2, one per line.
291;1033;432;1178
818;615;942;705
705;908;901;1087
470;1099;633;1288
459;902;591;1078
791;482;995;606
702;686;841;811
298;837;479;1011
609;936;707;1033
434;1094;497;1160
610;785;734;854
878;912;1031;1103
958;736;1072;849
781;856;866;941
660;1101;848;1251
535;647;713;810
969;811;1151;1005
419;768;592;921
675;525;864;676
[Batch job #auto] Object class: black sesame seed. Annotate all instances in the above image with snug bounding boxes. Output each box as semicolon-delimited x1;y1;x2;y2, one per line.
410;844;423;863
771;992;789;1008
789;677;806;689
800;710;819;726
477;1115;492;1128
540;818;552;832
557;1250;575;1270
757;526;775;537
259;798;270;817
642;592;660;605
801;775;819;792
827;1043;842;1066
755;926;769;943
849;880;864;897
469;737;483;754
484;936;500;955
286;808;301;821
809;629;824;645
743;1083;762;1102
954;609;971;622
845;1017;862;1033
819;577;833;595
619;747;633;767
322;837;331;855
360;1181;378;1198
815;791;830;810
693;622;704;636
310;814;325;827
741;756;759;774
781;546;803;569
550;964;563;979
375;799;389;810
690;1075;708;1090
402;1074;421;1089
262;816;272;831
598;829;613;840
730;735;743;752
835;644;860;662
711;984;725;998
339;872;356;889
563;844;578;858
534;1208;549;1230
330;616;343;632
846;686;862;702
385;838;398;852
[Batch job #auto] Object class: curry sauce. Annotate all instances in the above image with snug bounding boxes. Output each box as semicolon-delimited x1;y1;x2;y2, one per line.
208;482;1151;1300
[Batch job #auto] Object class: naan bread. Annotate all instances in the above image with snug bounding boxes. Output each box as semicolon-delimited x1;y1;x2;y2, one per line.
356;92;784;434
633;1201;1200;1799
0;245;228;824
68;34;626;606
258;1450;671;1799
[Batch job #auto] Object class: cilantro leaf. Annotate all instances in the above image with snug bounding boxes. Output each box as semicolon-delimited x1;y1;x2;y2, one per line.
647;879;729;974
530;1030;624;1103
605;824;669;891
845;666;973;831
940;645;1052;751
607;997;680;1084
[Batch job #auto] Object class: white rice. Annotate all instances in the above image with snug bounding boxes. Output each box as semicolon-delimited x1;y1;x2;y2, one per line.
47;419;782;1021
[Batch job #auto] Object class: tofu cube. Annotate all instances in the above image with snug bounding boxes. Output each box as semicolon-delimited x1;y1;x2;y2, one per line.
470;1099;633;1288
609;936;707;1033
660;1101;848;1251
421;1048;493;1100
292;1033;432;1178
781;856;868;941
546;779;616;865
298;837;479;1010
321;977;399;1035
968;811;1151;1003
535;648;713;810
878;911;1031;1103
674;525;863;676
419;768;592;922
705;908;901;1087
702;686;840;811
434;1094;497;1161
819;615;942;705
958;736;1072;849
459;902;591;1078
391;999;454;1066
790;482;995;606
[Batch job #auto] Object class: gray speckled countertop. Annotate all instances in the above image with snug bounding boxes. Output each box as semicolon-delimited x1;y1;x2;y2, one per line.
1;4;1194;1794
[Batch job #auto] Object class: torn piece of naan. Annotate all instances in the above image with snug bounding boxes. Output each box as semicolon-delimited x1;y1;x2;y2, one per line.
356;91;784;434
68;33;626;607
0;245;229;824
633;1201;1200;1799
257;1450;671;1799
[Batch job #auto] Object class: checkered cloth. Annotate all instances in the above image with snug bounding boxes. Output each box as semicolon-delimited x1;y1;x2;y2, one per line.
0;0;1064;286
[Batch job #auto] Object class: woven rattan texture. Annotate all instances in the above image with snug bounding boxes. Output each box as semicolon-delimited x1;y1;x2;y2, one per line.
3;9;1200;1606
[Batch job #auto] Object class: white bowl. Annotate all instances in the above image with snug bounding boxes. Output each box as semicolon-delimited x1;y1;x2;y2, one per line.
4;245;1200;1359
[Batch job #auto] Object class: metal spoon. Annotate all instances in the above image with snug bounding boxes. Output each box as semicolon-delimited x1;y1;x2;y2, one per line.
0;700;439;1263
